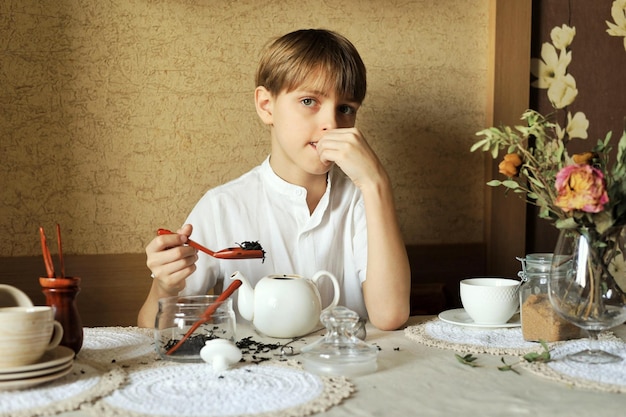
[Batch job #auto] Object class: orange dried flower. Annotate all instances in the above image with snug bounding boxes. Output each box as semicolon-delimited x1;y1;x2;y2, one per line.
498;153;523;177
572;152;597;165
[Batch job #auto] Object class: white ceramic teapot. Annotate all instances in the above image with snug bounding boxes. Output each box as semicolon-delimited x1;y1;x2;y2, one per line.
230;270;340;338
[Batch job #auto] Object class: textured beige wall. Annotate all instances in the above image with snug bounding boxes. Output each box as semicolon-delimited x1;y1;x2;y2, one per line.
1;0;489;256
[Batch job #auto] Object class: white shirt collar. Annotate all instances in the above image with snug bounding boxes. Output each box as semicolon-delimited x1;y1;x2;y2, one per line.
260;156;333;199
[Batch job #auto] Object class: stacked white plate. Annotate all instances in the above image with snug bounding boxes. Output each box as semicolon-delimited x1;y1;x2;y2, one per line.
0;345;74;390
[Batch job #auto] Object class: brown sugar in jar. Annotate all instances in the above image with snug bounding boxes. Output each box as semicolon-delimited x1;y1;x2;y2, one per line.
518;254;581;342
520;293;580;342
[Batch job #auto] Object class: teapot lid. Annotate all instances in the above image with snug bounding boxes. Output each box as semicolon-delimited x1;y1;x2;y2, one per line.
300;306;378;377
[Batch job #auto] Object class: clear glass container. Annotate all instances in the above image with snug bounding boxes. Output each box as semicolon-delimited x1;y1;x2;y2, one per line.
301;306;377;377
518;253;580;342
155;295;236;362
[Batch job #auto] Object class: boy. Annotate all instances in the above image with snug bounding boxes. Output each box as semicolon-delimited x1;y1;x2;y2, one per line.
138;29;410;330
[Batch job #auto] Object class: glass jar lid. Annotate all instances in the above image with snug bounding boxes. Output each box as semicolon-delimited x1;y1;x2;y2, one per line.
300;306;378;377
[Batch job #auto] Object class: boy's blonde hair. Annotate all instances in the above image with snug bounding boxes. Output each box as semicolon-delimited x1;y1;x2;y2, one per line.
256;29;367;103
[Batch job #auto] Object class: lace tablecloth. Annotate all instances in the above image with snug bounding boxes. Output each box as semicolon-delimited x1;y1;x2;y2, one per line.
523;338;626;393
1;327;353;417
0;361;125;417
86;360;352;417
405;318;626;393
78;327;157;365
404;318;543;355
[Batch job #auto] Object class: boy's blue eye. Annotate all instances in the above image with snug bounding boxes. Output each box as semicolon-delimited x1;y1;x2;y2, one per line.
301;98;315;106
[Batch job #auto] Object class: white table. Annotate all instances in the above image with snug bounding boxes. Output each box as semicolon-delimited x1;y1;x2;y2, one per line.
9;316;626;417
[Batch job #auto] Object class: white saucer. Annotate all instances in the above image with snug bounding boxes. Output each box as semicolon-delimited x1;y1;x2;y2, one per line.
438;308;521;328
0;363;73;391
0;345;74;374
0;360;73;381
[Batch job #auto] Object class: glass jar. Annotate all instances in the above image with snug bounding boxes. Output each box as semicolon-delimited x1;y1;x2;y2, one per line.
155;295;236;362
518;253;580;342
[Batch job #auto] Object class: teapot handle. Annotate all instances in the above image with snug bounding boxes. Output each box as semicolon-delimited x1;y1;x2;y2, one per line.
0;284;34;307
311;270;340;313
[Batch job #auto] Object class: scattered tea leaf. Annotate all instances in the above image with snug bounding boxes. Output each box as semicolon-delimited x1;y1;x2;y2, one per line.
455;353;480;367
456;340;552;375
523;340;551;363
497;357;520;375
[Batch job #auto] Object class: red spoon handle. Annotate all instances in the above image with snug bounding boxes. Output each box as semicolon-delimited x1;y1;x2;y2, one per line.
157;228;216;256
40;227;55;278
165;280;242;356
214;248;266;259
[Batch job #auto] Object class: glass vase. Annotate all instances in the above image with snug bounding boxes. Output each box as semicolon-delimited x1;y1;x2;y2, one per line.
548;225;626;364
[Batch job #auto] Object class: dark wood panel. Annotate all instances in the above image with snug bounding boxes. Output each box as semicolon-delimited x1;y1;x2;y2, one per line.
1;243;487;325
527;0;626;255
0;254;151;327
484;0;532;278
407;243;487;315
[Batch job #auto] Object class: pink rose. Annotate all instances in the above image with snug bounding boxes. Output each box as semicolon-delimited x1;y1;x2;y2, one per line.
554;164;609;213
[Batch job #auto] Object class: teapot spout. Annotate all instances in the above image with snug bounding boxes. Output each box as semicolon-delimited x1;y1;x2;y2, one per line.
229;271;254;321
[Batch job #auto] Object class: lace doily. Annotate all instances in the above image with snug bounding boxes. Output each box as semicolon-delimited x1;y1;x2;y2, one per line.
79;327;157;366
86;360;353;417
523;338;626;393
404;318;546;355
0;361;125;417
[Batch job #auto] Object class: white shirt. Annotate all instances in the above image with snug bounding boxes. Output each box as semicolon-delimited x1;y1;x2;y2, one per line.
181;156;369;319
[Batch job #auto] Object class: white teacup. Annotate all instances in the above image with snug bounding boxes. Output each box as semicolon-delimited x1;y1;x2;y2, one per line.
460;277;520;325
0;285;64;368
